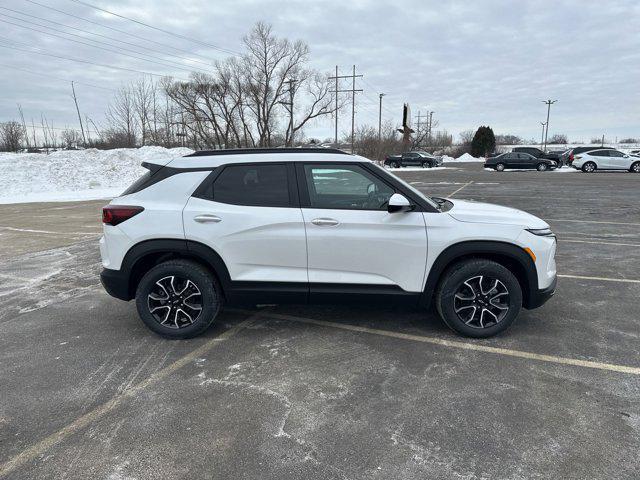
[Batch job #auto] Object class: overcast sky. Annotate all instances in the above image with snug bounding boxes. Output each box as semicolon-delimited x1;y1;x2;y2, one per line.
1;0;639;142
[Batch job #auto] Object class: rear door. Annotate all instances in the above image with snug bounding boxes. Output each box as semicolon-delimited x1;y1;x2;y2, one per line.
504;153;520;168
522;153;538;168
183;162;308;283
297;162;427;293
590;150;611;169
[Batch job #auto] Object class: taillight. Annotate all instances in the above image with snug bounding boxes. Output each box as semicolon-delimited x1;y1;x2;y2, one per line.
102;206;144;226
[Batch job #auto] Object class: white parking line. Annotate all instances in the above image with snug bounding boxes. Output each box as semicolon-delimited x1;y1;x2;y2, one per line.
448;181;473;197
547;219;640;226
558;274;640;284
561;239;640;247
262;312;640;375
0;316;257;478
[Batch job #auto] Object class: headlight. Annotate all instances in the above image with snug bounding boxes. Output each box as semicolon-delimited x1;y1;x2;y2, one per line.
526;227;554;237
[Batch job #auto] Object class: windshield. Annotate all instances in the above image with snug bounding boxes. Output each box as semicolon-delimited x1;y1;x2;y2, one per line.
370;163;440;210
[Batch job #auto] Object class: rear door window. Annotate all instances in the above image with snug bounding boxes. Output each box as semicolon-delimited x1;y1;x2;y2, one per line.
212;164;290;207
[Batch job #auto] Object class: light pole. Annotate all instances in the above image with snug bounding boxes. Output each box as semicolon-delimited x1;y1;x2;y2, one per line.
539;121;546;150
378;93;385;141
542;99;557;152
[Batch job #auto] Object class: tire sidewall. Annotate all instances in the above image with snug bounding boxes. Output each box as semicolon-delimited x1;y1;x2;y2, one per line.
537;163;547;171
631;162;640;173
496;163;505;171
436;260;522;338
582;162;596;173
135;261;221;339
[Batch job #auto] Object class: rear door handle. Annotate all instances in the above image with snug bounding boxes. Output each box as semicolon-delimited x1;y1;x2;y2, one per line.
194;214;221;223
311;218;339;226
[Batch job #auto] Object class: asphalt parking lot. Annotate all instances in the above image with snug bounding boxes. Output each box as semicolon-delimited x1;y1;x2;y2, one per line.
1;163;639;479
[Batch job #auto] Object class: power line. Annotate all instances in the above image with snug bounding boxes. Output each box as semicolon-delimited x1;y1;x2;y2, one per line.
0;17;202;74
67;0;240;56
0;7;215;69
0;63;115;91
23;0;222;62
0;38;190;81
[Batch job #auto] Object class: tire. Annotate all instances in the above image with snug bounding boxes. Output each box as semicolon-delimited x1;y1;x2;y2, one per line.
422;161;432;168
630;162;640;173
495;163;505;171
390;161;400;168
582;161;596;173
135;259;222;339
435;259;522;338
536;163;548;171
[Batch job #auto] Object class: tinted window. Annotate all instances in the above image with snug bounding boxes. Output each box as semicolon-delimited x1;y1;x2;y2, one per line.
303;164;395;210
608;150;625;157
591;150;609;157
212;164;289;207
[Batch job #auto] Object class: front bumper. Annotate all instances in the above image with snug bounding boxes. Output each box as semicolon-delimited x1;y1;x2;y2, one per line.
525;275;557;309
100;268;132;301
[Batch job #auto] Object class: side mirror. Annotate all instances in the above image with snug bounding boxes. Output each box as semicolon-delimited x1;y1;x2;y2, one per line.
388;193;414;213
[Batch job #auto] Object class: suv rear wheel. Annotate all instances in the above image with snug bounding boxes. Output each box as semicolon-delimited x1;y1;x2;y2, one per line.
435;259;522;338
582;161;596;173
135;259;222;339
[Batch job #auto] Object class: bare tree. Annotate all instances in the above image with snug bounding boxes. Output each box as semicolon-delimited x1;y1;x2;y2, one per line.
106;85;137;147
0;121;25;152
61;128;82;149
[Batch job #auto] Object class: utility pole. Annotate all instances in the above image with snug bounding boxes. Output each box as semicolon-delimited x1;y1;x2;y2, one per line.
539;121;546;150
378;93;385;141
280;79;296;146
542;99;557;152
428;111;434;144
415;111;428;146
329;65;363;153
71;81;87;145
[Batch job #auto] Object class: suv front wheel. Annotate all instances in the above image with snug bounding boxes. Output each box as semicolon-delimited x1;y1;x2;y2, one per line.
435;259;522;338
135;259;222;339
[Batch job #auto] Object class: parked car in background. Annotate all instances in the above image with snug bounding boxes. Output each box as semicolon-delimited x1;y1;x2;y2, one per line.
572;149;640;173
566;146;611;165
513;147;563;163
385;151;443;168
630;149;640;156
484;152;558;171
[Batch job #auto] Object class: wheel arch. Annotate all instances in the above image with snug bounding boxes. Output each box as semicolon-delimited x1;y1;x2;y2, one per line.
120;239;232;300
421;241;538;309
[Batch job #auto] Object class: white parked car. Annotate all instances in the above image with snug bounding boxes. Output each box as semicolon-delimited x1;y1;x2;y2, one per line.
100;148;557;339
572;149;640;173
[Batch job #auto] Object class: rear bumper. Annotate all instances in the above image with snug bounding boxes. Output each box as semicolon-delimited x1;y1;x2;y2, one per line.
100;268;132;301
525;275;557;309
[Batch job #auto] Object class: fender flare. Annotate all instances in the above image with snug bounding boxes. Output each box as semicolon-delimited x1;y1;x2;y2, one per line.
120;239;233;298
420;240;539;308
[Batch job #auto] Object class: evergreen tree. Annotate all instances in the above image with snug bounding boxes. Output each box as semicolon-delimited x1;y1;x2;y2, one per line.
471;126;496;157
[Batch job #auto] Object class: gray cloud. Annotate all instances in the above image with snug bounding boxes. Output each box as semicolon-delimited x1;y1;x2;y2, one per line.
1;0;638;141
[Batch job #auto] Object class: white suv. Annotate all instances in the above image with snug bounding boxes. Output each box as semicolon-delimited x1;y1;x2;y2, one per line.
572;148;640;173
100;148;557;339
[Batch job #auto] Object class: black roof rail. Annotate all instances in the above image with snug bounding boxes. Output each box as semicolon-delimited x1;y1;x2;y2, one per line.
184;147;349;157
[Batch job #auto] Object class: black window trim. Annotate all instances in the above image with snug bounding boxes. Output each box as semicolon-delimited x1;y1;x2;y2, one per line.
191;162;299;208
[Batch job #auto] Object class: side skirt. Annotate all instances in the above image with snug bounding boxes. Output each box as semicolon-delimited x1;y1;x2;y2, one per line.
225;282;422;307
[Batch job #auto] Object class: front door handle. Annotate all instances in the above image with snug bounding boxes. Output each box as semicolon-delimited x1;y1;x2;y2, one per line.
311;217;339;226
194;214;221;223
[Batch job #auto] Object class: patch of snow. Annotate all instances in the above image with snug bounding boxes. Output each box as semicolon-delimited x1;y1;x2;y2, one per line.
449;153;484;163
0;146;193;204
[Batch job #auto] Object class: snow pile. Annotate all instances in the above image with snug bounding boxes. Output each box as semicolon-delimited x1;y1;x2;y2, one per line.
450;153;484;162
0;146;193;204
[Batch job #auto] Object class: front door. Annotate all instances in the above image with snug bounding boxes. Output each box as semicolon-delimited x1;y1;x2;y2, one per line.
297;163;428;293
